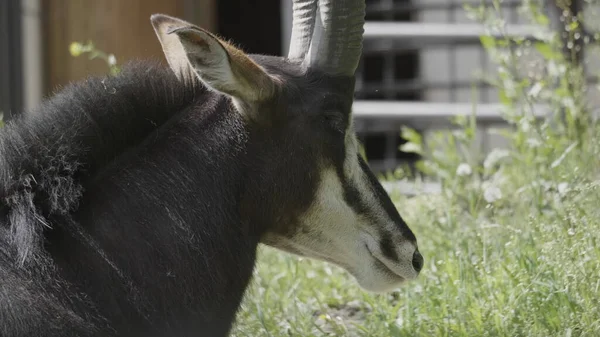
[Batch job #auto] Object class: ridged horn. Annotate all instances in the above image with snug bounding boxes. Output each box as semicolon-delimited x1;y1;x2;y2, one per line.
287;0;318;61
306;0;365;76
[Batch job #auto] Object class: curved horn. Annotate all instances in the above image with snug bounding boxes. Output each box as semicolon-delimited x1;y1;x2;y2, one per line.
288;0;318;60
307;0;365;76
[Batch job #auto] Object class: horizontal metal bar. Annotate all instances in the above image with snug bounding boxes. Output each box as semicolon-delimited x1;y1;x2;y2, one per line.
351;100;549;122
358;76;600;95
357;80;494;95
363;22;543;45
366;0;522;15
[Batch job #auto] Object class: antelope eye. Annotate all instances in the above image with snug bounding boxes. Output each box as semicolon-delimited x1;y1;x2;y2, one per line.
322;111;345;134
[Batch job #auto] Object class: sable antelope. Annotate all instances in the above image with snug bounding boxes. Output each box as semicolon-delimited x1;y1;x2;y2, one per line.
0;0;423;336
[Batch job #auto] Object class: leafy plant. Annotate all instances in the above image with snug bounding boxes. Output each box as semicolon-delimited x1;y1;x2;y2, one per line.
69;41;121;76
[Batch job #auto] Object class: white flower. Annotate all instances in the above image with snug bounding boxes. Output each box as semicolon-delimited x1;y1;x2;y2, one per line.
558;182;569;196
483;149;510;170
528;82;543;98
526;138;542;148
108;54;117;66
520;119;531;132
548;61;566;77
483;184;502;203
456;163;472;176
395;315;404;328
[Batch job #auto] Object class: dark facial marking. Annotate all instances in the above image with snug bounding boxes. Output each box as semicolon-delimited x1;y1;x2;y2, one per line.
334;148;416;246
380;232;399;261
357;155;416;243
337;164;371;216
367;243;402;279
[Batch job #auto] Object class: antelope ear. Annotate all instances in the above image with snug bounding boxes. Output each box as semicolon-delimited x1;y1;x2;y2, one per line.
151;14;197;84
150;14;276;103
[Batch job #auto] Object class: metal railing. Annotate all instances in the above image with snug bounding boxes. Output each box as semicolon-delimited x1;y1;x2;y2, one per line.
348;0;575;174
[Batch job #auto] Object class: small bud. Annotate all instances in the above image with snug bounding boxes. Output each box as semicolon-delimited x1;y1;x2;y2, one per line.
69;42;82;57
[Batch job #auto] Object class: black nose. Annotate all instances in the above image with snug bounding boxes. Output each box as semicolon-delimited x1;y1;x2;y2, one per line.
412;249;424;273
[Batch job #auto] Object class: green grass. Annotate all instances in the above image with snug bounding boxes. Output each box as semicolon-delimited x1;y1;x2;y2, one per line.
229;5;600;336
231;122;600;336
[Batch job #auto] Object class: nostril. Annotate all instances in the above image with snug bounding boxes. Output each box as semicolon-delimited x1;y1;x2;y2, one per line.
412;249;424;273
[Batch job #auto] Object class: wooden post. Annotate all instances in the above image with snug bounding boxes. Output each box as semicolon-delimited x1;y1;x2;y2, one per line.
42;0;216;94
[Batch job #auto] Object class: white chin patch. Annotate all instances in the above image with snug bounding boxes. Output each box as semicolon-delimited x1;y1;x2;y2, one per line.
354;273;404;293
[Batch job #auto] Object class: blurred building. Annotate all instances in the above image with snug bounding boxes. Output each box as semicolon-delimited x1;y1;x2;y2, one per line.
1;0;594;176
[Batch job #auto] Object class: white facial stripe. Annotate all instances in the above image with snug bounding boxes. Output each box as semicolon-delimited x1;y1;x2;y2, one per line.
296;168;362;263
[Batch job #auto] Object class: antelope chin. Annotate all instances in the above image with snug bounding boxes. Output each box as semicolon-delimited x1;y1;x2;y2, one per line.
351;268;406;293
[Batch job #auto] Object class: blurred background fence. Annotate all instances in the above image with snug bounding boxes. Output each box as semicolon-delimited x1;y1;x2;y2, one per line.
0;0;597;178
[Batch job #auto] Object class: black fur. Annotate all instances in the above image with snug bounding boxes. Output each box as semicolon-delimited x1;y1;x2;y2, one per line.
0;52;415;336
0;60;252;336
0;55;343;336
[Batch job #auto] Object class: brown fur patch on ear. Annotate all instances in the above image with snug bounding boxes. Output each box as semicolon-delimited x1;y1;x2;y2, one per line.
168;27;213;49
221;42;277;102
192;31;277;101
173;27;278;103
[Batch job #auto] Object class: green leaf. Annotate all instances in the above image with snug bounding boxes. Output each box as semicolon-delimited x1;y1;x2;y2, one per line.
480;35;496;50
534;42;559;60
498;89;512;106
550;142;578;169
401;126;422;145
568;20;579;32
388;322;403;337
534;13;550;26
400;142;423;155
